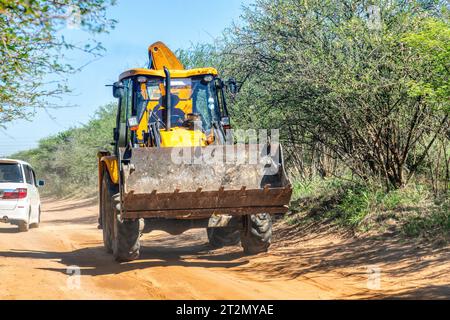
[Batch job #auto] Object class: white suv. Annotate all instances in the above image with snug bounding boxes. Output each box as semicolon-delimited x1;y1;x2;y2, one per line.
0;159;44;232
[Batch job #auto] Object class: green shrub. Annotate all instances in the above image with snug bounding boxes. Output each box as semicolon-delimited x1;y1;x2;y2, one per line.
287;176;448;241
336;187;372;227
292;178;326;200
291;177;346;201
380;184;429;210
402;201;450;238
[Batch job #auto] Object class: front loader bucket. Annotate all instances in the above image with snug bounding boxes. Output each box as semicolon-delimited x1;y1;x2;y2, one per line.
120;144;292;219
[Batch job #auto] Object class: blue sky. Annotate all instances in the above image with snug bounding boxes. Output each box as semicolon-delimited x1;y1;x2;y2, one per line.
0;0;252;156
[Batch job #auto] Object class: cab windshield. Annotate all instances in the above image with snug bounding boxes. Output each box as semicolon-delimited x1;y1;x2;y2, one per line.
0;163;24;183
135;76;221;131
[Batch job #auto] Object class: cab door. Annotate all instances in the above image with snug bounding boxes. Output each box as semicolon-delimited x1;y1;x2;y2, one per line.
31;168;41;220
23;165;39;220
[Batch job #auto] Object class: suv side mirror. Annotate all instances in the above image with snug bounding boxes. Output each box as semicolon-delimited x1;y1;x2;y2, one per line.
112;82;124;98
37;180;45;187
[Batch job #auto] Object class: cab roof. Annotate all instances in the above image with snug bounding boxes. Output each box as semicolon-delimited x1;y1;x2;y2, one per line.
0;158;32;167
119;67;218;81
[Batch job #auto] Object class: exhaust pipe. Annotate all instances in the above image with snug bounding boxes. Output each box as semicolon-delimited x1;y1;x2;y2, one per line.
163;66;171;130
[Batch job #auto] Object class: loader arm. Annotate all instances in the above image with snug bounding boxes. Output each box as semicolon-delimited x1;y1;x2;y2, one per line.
148;41;184;70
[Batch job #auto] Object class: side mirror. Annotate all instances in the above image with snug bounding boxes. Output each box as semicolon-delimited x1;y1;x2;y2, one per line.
37;180;45;187
227;78;238;95
215;78;225;89
112;82;124;98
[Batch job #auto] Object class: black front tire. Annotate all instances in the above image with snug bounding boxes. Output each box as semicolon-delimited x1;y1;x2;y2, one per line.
240;213;272;255
112;194;140;262
207;227;241;248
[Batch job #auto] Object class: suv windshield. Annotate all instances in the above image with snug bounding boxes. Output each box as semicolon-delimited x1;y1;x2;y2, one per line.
136;76;221;131
0;163;24;183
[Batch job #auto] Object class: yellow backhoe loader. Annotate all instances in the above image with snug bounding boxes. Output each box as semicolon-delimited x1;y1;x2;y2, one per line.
98;42;292;262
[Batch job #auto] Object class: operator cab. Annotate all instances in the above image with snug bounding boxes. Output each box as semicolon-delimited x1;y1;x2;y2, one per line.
113;68;233;149
135;74;222;131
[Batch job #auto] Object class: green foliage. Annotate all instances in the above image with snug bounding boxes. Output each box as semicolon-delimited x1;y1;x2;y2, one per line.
402;17;450;112
176;43;222;70
290;177;372;226
12;103;116;196
337;187;372;227
402;201;450;239
215;0;450;189
292;177;346;200
381;184;428;210
334;183;432;227
288;176;447;240
0;0;116;125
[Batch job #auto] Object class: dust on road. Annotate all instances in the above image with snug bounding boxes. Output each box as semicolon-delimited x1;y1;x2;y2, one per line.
0;198;448;299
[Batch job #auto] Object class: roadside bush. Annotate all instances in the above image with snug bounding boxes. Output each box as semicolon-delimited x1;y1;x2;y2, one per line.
401;200;450;240
287;176;448;241
337;187;372;227
380;185;430;211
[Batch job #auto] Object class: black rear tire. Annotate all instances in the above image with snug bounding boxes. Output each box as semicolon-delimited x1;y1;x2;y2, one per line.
18;209;31;232
207;227;240;248
29;222;39;229
240;213;272;255
112;194;140;262
18;221;29;232
101;172;117;253
29;207;40;229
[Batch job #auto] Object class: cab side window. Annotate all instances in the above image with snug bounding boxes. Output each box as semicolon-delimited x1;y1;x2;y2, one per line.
24;166;34;185
31;170;38;187
119;79;132;125
117;78;133;148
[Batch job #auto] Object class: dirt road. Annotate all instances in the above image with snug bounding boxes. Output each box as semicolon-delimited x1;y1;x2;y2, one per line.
0;198;448;299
